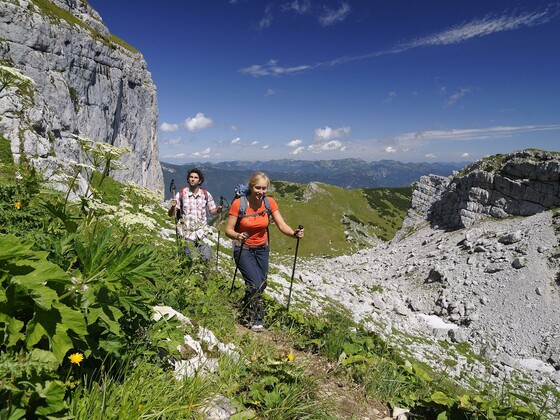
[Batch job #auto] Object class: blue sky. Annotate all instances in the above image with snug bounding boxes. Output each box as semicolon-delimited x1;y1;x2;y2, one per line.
87;0;560;164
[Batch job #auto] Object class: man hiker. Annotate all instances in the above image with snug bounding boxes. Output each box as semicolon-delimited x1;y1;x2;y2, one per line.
168;168;223;261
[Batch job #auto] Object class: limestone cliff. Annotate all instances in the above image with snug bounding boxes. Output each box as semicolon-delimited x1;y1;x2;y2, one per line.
406;149;560;230
0;0;163;193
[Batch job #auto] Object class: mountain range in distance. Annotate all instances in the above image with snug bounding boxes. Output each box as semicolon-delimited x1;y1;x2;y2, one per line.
161;158;467;201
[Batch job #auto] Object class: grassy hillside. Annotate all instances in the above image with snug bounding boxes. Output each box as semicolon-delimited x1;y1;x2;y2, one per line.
215;180;412;259
2;142;551;418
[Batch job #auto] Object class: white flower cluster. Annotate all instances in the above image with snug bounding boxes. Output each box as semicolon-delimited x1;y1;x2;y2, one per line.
85;198;118;214
113;209;157;232
68;159;96;173
84;198;158;234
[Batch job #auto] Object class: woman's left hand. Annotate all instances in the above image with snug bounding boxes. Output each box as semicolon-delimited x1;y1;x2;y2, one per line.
294;227;304;238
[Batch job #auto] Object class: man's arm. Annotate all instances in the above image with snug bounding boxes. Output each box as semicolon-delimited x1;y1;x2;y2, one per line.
206;191;223;215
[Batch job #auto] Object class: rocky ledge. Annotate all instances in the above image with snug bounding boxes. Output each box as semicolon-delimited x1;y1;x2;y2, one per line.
262;149;560;410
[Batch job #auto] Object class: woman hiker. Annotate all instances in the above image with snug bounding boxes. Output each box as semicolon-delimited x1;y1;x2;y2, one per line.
225;171;304;332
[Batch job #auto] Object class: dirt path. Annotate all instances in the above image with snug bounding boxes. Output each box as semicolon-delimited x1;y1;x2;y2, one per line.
237;325;391;419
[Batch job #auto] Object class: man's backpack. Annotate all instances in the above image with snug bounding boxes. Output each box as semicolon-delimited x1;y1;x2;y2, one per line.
233;183;273;238
176;187;209;220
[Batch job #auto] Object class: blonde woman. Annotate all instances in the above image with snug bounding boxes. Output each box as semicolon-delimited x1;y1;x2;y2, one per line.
225;172;304;331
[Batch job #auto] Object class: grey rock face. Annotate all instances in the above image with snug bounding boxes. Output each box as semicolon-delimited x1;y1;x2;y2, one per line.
259;151;560;406
0;0;163;194
409;150;560;230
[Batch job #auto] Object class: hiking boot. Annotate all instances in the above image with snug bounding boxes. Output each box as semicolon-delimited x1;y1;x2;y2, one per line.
251;323;265;332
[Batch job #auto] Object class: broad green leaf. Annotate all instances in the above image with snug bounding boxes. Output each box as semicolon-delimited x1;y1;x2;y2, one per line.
0;407;26;420
29;348;59;370
412;363;433;382
25;306;82;362
54;302;87;336
88;305;123;334
436;412;448;420
342;354;367;366
98;336;124;355
35;380;67;416
118;295;150;319
51;323;74;361
430;391;452;406
25;322;48;361
0;312;25;347
459;394;471;408
0;234;33;261
342;341;359;355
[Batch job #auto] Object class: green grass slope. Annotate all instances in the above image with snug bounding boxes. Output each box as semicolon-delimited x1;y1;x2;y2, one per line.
217;180;412;259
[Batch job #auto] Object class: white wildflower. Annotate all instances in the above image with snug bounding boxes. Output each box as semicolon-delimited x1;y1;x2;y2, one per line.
116;210;157;231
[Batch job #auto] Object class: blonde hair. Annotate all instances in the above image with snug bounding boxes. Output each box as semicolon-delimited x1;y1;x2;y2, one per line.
248;172;270;189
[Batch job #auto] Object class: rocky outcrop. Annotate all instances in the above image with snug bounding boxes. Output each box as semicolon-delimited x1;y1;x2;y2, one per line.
0;0;163;193
407;149;560;230
237;151;560;413
260;201;560;410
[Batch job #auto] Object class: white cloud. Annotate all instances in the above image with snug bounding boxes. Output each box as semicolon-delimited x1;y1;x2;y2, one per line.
240;5;558;76
230;125;239;131
162;152;186;159
307;126;351;153
184;113;213;132
251;141;259;145
398;124;560;142
287;139;303;147
160;122;179;132
402;6;557;50
384;146;397;153
384;91;397;103
282;0;310;14
258;5;273;30
314;125;351;141
190;148;211;158
445;87;474;107
308;140;344;153
166;137;182;146
425;153;436;159
231;137;241;145
239;59;311;77
265;88;278;96
262;145;270;149
461;152;471;158
290;146;305;155
318;2;351;26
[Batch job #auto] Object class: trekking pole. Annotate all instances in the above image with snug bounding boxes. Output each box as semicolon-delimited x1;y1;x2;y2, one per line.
215;196;224;269
286;225;304;312
229;232;248;295
169;179;179;253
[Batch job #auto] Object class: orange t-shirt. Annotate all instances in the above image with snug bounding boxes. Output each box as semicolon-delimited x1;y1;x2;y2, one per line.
229;197;278;246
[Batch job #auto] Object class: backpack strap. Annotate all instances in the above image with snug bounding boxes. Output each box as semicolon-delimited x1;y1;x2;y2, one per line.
200;188;209;209
235;195;273;241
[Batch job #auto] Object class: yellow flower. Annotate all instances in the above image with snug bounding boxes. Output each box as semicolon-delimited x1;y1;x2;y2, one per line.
14;201;22;210
68;352;84;366
286;353;295;362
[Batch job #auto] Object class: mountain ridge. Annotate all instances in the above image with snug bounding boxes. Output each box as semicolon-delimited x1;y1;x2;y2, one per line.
161;159;466;201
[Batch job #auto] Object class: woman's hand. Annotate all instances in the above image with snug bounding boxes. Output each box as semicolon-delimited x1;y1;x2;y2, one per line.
236;232;249;242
